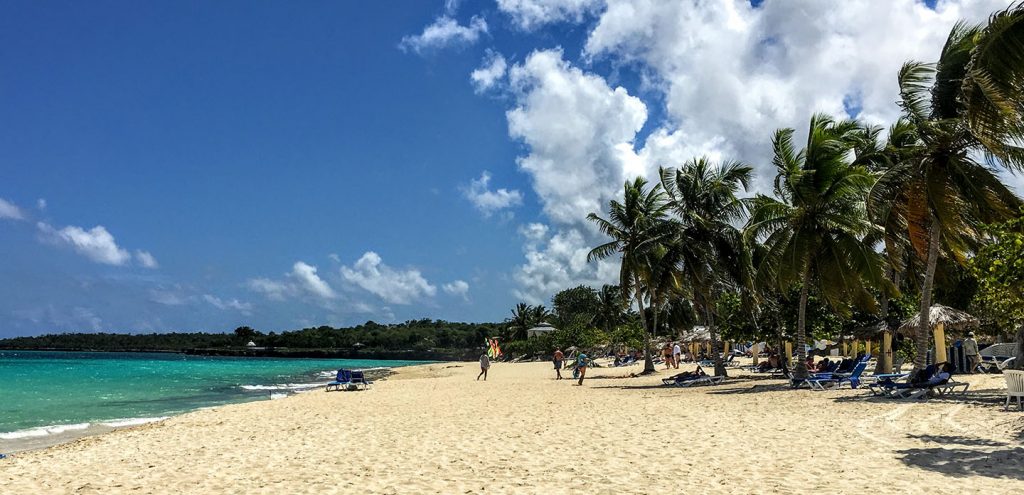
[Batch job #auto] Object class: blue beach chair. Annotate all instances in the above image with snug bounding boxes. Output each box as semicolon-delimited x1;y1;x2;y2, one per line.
326;369;353;391
350;370;373;390
798;361;869;390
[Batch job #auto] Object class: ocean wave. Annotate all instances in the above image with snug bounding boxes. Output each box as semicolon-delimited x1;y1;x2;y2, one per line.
99;417;169;428
269;393;288;400
0;422;91;440
239;383;326;391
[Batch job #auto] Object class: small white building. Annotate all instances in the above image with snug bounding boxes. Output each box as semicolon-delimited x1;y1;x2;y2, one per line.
526;322;557;338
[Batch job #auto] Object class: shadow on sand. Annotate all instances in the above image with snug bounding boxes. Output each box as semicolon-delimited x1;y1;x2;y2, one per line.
896;443;1024;479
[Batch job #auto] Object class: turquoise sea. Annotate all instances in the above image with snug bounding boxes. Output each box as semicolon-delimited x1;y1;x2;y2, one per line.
0;351;425;443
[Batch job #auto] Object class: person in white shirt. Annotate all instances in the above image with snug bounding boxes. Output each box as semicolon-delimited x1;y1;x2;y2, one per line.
477;354;490;381
672;342;682;369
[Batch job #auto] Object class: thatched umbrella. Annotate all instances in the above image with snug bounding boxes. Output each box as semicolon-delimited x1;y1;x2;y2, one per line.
849;320;893;372
899;304;979;364
678;326;711;358
898;305;979;334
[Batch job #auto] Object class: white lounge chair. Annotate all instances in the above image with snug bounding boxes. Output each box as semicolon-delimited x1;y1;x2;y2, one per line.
1004;370;1024;411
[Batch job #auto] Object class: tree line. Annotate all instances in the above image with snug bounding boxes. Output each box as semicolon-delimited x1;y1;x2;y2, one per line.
0;319;505;353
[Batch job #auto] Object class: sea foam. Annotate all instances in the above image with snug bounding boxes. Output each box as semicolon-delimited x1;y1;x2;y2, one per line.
0;422;91;440
239;383;326;391
99;417;169;428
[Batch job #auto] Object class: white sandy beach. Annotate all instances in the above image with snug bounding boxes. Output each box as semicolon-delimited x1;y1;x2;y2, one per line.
2;360;1022;494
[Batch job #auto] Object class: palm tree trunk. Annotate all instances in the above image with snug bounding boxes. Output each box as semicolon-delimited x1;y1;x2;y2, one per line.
914;217;941;371
634;274;655;373
795;269;810;380
876;266;892;374
703;294;727;377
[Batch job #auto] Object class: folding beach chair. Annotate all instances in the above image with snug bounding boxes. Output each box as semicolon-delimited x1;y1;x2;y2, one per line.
349;370;373;390
326;369;353;391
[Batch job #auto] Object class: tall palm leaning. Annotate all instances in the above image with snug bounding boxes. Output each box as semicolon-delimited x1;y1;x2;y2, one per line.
588;177;674;374
746;114;887;380
875;7;1024;370
660;158;753;377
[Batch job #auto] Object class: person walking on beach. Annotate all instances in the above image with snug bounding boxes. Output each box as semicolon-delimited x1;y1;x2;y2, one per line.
672;342;682;369
575;352;589;386
477;353;490;381
963;332;980;373
662;343;674;369
553;348;564;380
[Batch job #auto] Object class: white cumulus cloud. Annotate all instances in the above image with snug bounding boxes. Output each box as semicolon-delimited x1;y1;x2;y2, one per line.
135;250;159;269
37;222;133;266
513;227;619;304
290;261;336;300
507;48;648;225
497;0;603;30
0;198;25;220
470;50;508;93
340;252;437;305
583;0;1011;193
400;15;488;54
442;280;470;299
462;171;523;217
246;261;337;302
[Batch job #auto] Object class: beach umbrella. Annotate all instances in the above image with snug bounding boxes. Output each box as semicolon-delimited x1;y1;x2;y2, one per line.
899;305;979;364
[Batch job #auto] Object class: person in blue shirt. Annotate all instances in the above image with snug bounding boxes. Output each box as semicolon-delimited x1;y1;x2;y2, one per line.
576;352;589;386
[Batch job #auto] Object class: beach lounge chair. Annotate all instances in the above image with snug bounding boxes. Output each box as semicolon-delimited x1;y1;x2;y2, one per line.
886;378;969;399
676;375;725;387
350;370;373;390
868;365;934;397
326;369;353;391
797;361;869;390
1004;370;1024;411
868;364;969;399
979;343;1017;373
699;354;736;368
661;367;724;387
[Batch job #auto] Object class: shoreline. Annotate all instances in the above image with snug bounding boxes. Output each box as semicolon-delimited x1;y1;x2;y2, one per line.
2;360;1022;493
0;363;403;456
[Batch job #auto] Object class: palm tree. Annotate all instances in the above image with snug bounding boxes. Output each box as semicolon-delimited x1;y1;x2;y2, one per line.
746;114;887;379
635;239;686;352
529;305;552;328
660;158;753;376
508;303;532;341
588;177;674;373
595;284;626;334
876;7;1024;370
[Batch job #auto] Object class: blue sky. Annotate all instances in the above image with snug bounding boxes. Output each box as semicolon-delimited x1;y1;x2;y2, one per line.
1;0;1014;336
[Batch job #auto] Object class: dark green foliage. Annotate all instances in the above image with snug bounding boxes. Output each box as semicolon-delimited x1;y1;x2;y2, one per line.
971;211;1024;333
0;320;504;353
552;285;600;328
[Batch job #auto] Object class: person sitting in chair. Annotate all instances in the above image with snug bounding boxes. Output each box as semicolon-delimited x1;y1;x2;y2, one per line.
815;357;832;373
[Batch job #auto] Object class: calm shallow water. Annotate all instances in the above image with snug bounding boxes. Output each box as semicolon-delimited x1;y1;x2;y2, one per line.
0;350;425;439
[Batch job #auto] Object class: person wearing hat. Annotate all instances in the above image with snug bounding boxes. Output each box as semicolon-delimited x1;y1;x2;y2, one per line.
964;332;980;373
